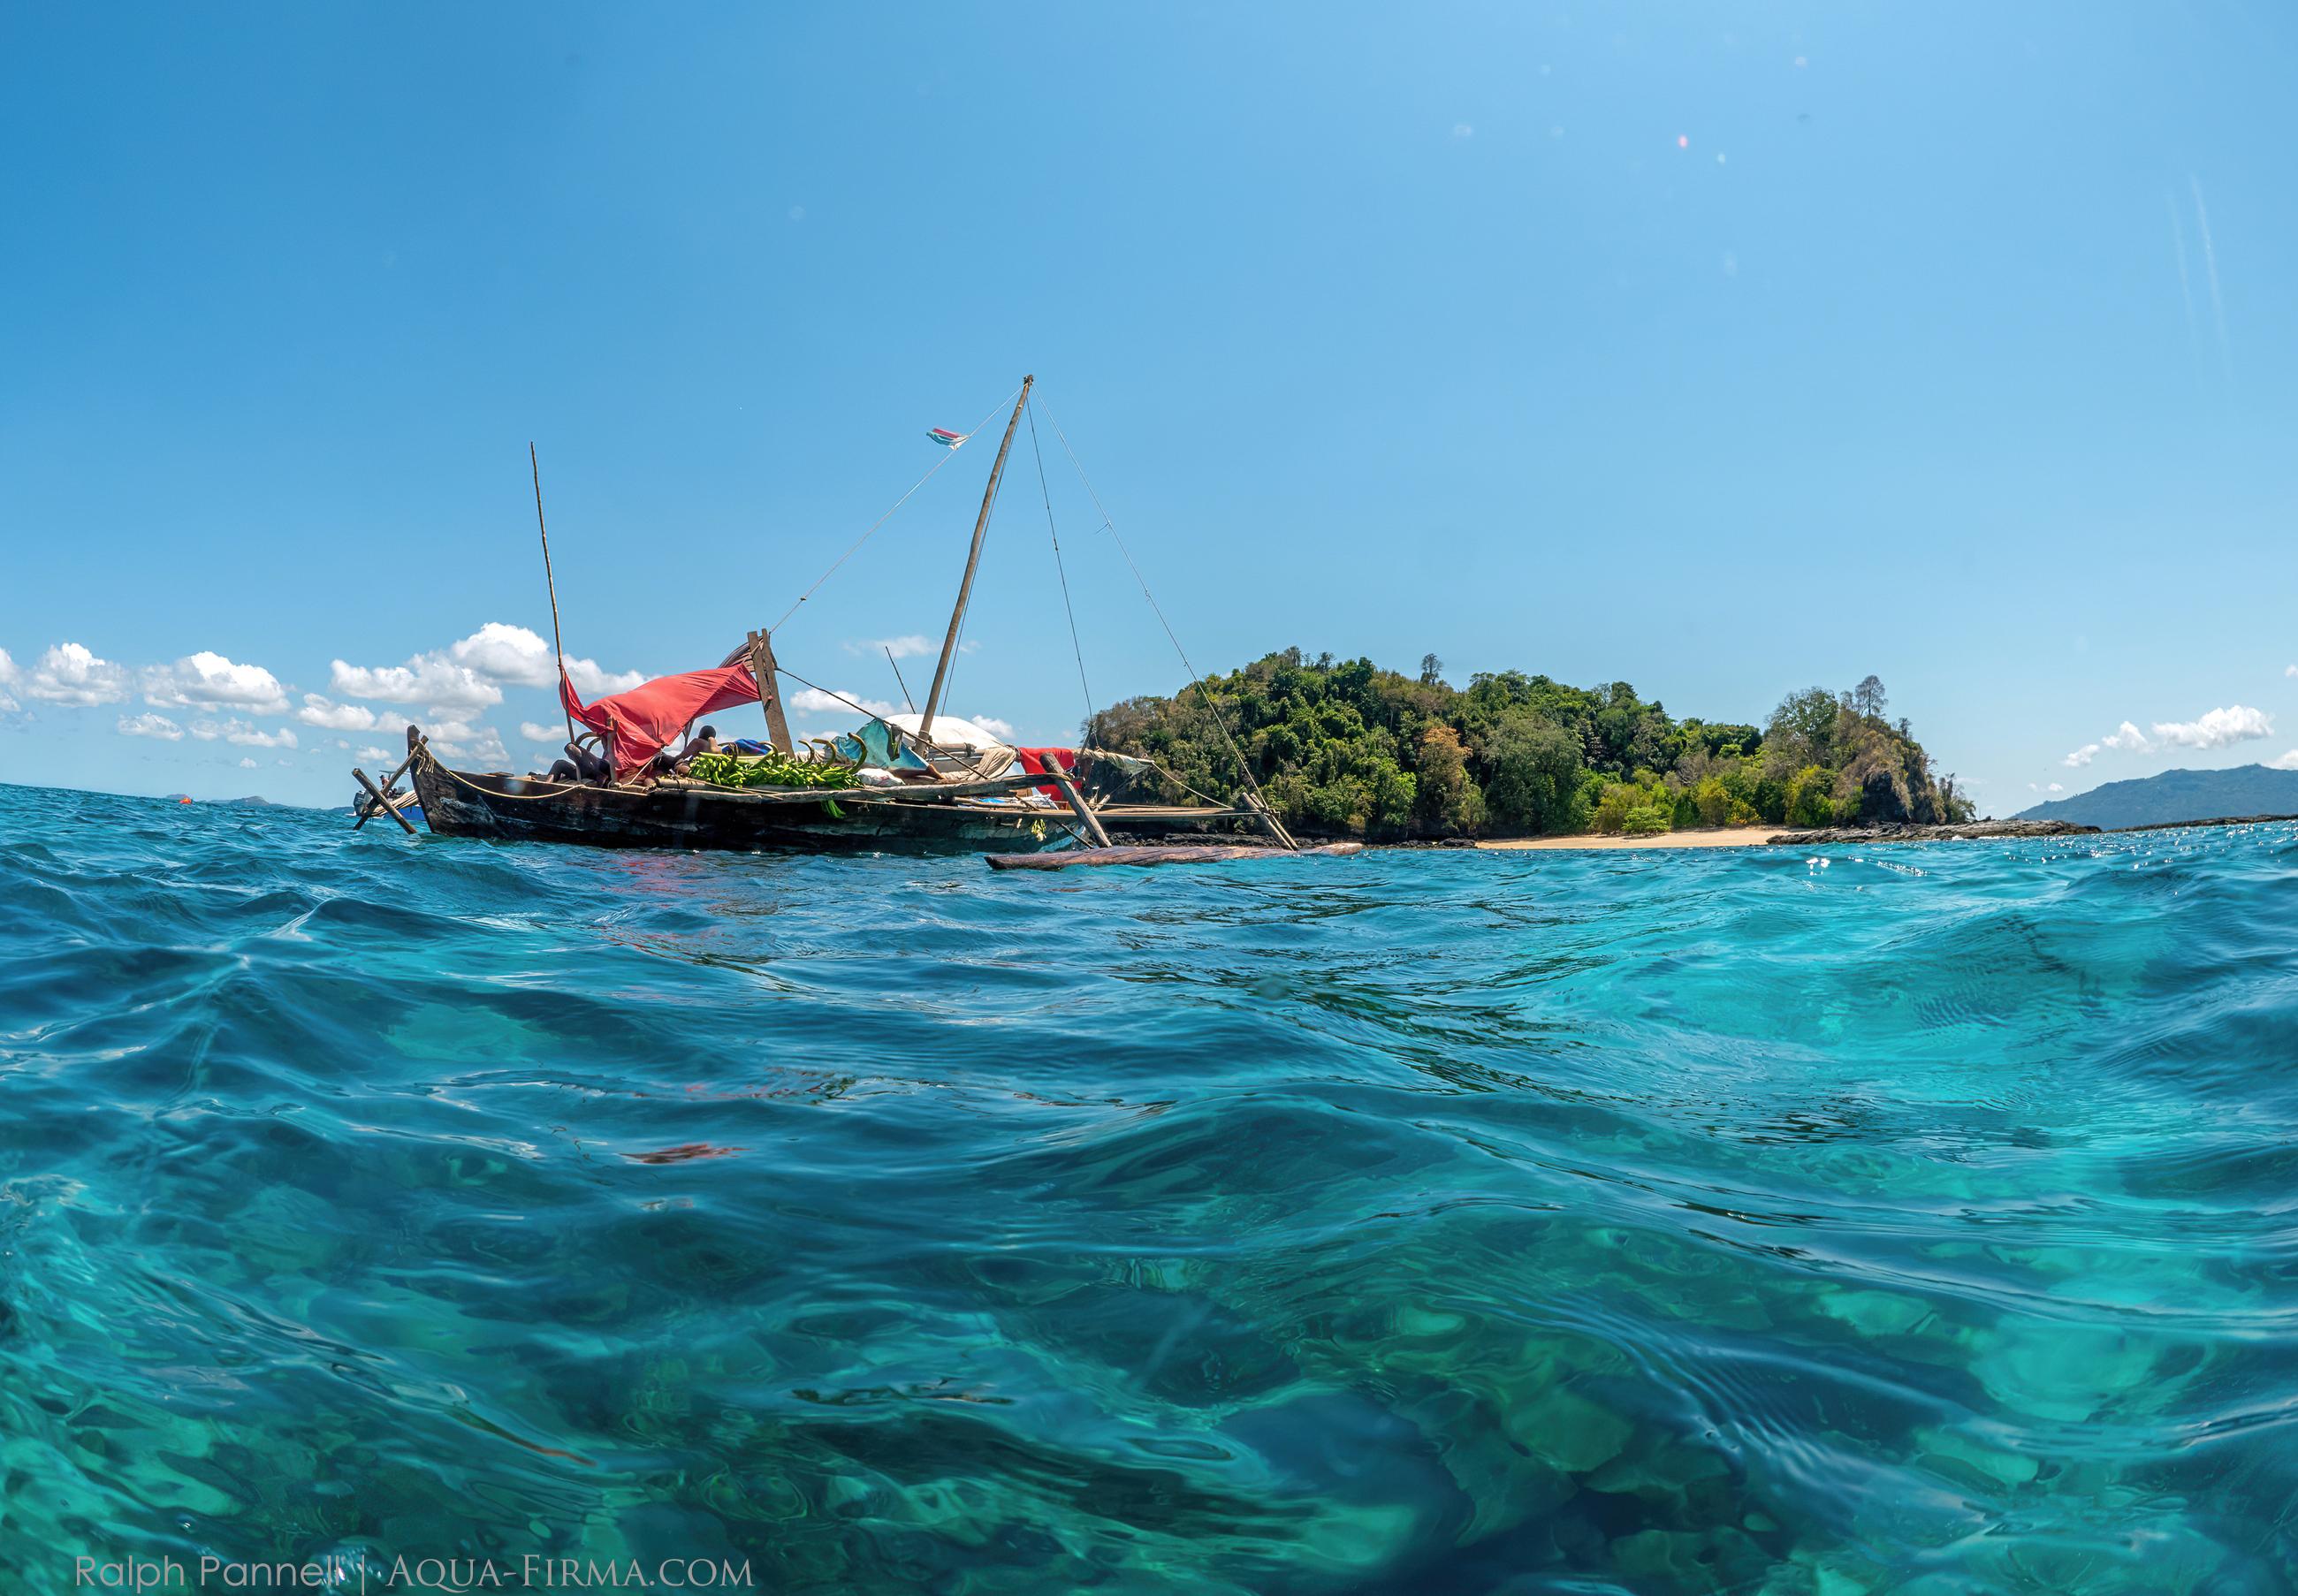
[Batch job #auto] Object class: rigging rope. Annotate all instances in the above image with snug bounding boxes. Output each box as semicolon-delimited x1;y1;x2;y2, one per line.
767;383;1024;635
771;663;991;771
933;428;1014;720
1035;399;1287;836
1026;398;1095;737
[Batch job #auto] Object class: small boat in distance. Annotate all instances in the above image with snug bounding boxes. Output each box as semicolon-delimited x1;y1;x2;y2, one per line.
377;378;1297;857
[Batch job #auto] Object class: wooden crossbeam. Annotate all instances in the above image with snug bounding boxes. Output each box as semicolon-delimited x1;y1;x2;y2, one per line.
353;746;422;831
352;767;417;836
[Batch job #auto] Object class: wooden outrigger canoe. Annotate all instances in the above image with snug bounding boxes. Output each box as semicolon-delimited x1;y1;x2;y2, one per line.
357;376;1305;862
399;726;1279;856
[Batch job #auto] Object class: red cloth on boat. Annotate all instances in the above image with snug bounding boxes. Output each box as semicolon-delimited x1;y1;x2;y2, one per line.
559;662;761;779
1015;747;1079;794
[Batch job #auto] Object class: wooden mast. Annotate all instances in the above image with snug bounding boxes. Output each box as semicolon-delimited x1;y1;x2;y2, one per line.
747;629;794;755
920;376;1032;742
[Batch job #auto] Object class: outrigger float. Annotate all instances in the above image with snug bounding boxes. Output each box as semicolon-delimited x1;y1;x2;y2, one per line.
352;377;1321;866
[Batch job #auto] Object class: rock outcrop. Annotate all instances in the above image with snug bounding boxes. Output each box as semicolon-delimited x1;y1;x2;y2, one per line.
1764;819;2100;845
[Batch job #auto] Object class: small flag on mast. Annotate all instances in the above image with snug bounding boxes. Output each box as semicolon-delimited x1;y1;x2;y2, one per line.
927;428;968;449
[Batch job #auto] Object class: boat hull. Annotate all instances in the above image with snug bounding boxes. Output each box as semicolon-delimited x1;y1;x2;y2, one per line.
409;762;1062;855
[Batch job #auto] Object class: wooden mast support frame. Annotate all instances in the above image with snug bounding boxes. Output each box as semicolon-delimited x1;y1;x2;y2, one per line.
1245;791;1299;850
353;767;418;836
747;629;794;755
1046;767;1113;847
921;376;1033;742
352;743;423;831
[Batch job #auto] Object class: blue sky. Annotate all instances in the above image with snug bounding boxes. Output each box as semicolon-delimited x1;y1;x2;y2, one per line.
2;4;2294;810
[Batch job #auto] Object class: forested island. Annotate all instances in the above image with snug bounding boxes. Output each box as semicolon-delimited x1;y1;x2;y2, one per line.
1086;651;1975;841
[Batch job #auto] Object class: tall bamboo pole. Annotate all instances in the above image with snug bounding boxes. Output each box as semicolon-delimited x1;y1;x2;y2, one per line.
920;376;1032;741
531;444;574;746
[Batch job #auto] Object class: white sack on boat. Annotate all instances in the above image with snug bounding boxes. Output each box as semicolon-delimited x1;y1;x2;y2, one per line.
883;713;1016;777
884;714;1008;753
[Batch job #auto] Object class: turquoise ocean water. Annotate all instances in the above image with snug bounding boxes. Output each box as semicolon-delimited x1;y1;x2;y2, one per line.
4;783;2296;1594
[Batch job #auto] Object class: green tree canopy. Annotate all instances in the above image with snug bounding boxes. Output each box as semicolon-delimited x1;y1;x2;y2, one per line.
1084;655;1970;840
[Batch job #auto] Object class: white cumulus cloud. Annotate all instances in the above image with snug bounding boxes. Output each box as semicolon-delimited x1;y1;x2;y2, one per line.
20;642;133;706
295;693;379;730
2287;665;2296;678
520;721;569;743
848;635;938;660
354;745;392;762
788;686;900;719
330;653;499;714
189;718;299;749
566;658;646;697
238;757;258;769
2048;782;2064;792
140;651;289;714
446;621;643;696
2152;705;2273;749
118;712;184;741
2101;721;2152;753
0;647;18;711
2062;744;2099;768
331;624;643;713
446;621;559;685
970;715;1016;741
415;718;509;768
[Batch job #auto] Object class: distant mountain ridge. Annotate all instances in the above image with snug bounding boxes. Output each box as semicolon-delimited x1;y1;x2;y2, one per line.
2014;764;2298;829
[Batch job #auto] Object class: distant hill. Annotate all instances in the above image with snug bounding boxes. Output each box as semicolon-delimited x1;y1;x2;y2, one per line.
2014;764;2298;830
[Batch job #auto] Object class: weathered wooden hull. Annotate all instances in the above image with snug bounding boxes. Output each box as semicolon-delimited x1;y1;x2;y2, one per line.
410;762;1063;855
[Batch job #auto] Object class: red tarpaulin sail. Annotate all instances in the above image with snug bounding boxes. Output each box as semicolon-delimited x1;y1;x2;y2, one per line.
559;662;760;779
1015;747;1080;794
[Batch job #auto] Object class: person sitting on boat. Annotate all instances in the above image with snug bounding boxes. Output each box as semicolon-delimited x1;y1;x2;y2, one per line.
546;741;613;785
654;724;719;776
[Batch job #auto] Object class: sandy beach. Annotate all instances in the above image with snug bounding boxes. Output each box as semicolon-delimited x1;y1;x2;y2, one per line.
1476;828;1779;852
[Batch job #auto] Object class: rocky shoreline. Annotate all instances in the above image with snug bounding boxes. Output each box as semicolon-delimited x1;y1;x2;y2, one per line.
2110;812;2298;834
1765;811;2298;846
1761;818;2100;845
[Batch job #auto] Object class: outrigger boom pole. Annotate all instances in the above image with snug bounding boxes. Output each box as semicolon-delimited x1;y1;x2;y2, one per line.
921;376;1032;742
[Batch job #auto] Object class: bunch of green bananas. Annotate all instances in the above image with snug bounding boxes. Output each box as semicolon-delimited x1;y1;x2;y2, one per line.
685;751;859;791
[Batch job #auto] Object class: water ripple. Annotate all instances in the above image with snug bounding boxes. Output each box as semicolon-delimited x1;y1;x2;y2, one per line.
4;785;2297;1592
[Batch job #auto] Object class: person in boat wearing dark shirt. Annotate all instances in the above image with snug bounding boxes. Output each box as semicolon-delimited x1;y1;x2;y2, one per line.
654;725;719;776
545;726;717;785
546;741;612;784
